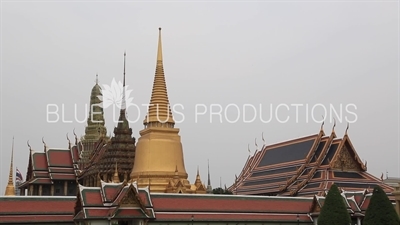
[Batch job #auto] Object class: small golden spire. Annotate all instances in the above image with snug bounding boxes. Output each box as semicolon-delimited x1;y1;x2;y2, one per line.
96;73;99;85
332;117;336;132
143;27;175;126
194;166;202;187
345;122;349;136
5;137;15;196
112;162;120;183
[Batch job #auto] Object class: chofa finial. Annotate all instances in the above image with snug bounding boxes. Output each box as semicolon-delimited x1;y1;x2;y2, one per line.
345;122;349;135
255;138;258;151
73;128;78;145
27;140;32;151
320;115;325;131
66;133;71;148
247;143;251;155
332;117;336;132
262;132;265;145
42;137;47;152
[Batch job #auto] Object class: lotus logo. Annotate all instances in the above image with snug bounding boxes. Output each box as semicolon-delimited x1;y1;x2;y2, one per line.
97;78;134;109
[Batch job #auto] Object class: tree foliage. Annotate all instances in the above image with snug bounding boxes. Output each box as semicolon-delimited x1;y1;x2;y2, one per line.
212;187;232;195
364;186;400;225
318;184;351;225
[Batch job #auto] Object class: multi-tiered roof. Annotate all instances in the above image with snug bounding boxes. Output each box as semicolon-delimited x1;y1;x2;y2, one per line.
230;125;394;197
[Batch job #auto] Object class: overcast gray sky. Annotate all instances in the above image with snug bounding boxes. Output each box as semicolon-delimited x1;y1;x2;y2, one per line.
0;1;399;194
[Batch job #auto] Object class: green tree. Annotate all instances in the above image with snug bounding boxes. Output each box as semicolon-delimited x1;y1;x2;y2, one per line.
318;184;351;225
212;187;232;195
364;186;400;225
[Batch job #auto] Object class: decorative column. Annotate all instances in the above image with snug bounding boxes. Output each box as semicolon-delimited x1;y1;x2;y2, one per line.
50;185;54;196
29;185;33;196
39;185;43;196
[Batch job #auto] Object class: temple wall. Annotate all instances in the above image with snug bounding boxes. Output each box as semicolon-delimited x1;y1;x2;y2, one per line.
148;222;313;225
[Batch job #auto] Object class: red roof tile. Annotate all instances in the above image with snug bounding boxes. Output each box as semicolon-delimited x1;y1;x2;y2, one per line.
0;215;73;223
0;197;75;215
47;149;73;167
151;194;312;213
82;190;103;206
32;153;48;171
155;212;311;222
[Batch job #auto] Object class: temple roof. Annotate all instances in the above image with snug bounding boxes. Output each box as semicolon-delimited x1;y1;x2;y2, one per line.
78;54;136;184
74;181;155;221
230;128;394;197
1;185;391;223
20;146;78;188
0;196;75;223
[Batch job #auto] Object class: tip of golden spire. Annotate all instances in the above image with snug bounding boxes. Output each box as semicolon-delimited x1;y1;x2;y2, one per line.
157;27;163;63
143;27;175;126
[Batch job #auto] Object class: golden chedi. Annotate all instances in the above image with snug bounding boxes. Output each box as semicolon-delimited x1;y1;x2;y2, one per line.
4;138;15;196
130;28;205;194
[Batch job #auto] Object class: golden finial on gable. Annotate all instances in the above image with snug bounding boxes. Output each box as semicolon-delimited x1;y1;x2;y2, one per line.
262;132;266;146
66;133;71;149
320;115;325;132
42;137;47;152
73;128;78;145
345;122;349;136
332;117;336;132
27;140;32;151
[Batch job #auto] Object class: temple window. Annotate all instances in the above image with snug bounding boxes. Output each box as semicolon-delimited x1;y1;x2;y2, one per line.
42;185;50;196
67;181;76;196
54;181;63;196
32;185;39;195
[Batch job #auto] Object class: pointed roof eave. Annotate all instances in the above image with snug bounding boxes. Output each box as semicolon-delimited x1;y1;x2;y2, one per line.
143;27;175;126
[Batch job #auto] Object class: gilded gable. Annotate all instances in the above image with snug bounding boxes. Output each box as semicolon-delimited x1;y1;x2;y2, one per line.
331;145;361;172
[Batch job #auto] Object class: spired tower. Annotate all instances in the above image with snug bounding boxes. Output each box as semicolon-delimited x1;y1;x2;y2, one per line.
131;28;202;193
80;75;108;168
4;138;15;196
80;53;136;186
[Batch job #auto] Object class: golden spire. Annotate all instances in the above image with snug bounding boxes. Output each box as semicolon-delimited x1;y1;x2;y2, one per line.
143;27;175;126
112;162;120;183
195;166;202;186
5;137;15;196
